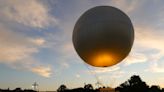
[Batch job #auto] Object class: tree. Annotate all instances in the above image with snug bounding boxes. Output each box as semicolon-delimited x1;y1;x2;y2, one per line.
57;84;67;92
84;84;93;90
115;75;149;92
149;85;161;92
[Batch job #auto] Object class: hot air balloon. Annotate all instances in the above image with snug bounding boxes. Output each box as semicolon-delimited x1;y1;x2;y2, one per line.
73;6;134;67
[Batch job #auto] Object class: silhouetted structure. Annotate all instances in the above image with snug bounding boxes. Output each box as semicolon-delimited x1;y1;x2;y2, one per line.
99;87;115;92
32;82;39;91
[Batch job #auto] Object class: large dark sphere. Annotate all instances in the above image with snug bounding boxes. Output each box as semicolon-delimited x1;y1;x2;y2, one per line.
73;6;134;67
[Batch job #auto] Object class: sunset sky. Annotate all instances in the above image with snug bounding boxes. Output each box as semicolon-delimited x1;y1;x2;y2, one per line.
0;0;164;91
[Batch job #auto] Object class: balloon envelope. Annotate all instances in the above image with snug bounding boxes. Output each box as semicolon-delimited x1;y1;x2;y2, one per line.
73;6;134;67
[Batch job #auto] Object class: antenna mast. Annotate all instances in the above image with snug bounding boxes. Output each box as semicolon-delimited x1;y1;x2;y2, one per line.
32;82;39;91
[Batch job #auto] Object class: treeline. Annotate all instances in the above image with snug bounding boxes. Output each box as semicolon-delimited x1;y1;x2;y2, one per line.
115;75;164;92
0;75;163;92
57;84;97;92
57;75;164;92
0;88;36;92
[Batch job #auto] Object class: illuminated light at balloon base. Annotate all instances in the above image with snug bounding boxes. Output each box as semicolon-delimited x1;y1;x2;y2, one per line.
90;53;117;67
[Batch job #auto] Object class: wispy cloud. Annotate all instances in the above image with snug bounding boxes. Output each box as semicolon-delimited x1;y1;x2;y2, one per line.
135;27;164;52
146;62;164;73
31;66;52;78
109;0;140;13
29;38;46;46
124;53;147;66
90;66;120;74
125;25;164;72
0;0;58;28
0;0;56;77
6;58;52;78
60;62;70;69
94;70;126;87
0;23;52;77
0;26;38;62
110;71;126;79
75;74;81;78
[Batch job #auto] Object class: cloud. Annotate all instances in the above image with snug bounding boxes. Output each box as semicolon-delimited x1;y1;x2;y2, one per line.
29;38;46;46
121;24;164;66
93;70;126;87
146;62;164;73
110;0;140;13
31;66;52;78
124;53;147;66
135;26;164;59
98;70;126;79
0;0;55;77
0;25;38;62
0;24;52;77
60;62;70;69
6;58;52;78
110;71;126;79
0;0;58;28
125;25;164;72
75;74;80;78
43;31;81;69
135;27;164;52
90;66;120;74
